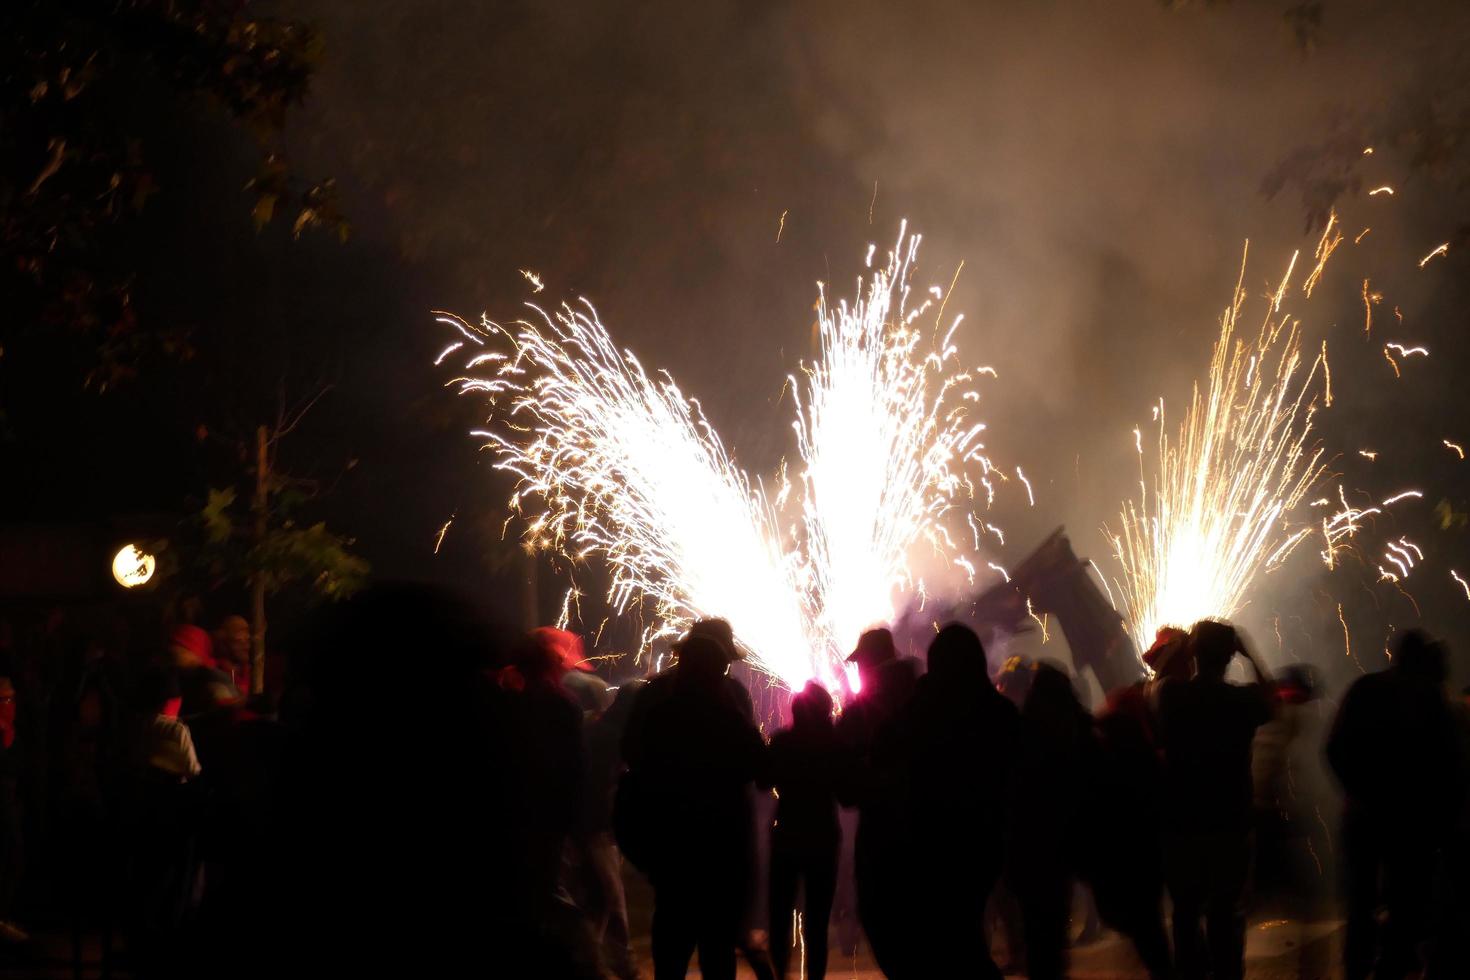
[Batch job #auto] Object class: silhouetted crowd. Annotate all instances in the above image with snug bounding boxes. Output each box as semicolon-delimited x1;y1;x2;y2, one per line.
0;587;1466;979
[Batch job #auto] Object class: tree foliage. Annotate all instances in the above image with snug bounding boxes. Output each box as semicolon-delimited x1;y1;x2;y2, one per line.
1166;1;1470;241
0;0;347;388
198;485;368;604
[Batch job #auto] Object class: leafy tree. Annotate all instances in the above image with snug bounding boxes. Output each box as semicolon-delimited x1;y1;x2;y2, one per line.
0;0;347;389
195;394;368;692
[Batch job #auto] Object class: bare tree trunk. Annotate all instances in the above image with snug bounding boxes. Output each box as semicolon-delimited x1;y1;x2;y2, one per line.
251;424;269;695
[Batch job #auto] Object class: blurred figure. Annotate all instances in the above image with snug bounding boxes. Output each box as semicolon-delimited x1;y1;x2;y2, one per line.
1088;627;1189;980
1007;662;1096;980
504;628;589;954
1433;684;1470;980
192;689;286;980
125;665;203;978
213;615;252;696
904;623;1020;979
763;681;841;980
0;670;28;944
136;670;200;782
1327;629;1463;980
621;620;764;980
262;584;580;977
168;625;238;720
1158;620;1272;980
994;654;1036;708
525;626;611;717
989;653;1035;973
577;679;644;980
834;627;918;977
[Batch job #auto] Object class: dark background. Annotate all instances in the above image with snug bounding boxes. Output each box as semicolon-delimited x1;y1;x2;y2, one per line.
4;0;1468;683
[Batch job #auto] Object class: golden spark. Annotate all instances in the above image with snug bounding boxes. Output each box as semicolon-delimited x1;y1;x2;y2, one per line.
1108;241;1330;651
1452;570;1470;602
433;516;455;554
1419;243;1449;267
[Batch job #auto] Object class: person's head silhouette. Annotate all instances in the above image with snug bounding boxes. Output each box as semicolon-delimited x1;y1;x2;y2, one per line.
927;623;988;686
791;680;834;730
1189;620;1239;681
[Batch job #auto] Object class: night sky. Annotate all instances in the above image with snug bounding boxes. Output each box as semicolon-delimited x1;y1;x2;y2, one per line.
7;0;1469;681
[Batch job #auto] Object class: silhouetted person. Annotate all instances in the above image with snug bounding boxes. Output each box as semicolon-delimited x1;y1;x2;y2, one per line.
1158;620;1272;980
168;625;238;719
500;627;605;973
1008;662;1096;980
1089;628;1188;980
903;623;1019;979
762;681;841;979
579;679;644;980
1251;662;1335;978
125;665;202;978
834;627;918;977
1433;684;1470;980
1327;629;1463;980
212;615;253;699
621;620;764;980
0;669;28;944
261;584;583;978
990;652;1035;973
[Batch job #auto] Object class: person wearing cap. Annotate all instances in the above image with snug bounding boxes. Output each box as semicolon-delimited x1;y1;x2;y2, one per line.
1328;629;1463;980
619;619;763;980
833;627;918;977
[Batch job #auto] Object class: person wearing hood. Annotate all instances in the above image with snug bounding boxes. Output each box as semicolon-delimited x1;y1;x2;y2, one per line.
763;680;842;979
902;623;1020;979
1007;662;1098;980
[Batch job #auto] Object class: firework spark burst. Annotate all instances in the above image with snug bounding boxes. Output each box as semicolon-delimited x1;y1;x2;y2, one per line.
792;225;993;661
1107;240;1332;653
444;229;997;689
445;304;819;686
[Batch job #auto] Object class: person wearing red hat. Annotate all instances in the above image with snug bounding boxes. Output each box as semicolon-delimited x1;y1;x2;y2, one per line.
529;626;611;717
170;624;240;722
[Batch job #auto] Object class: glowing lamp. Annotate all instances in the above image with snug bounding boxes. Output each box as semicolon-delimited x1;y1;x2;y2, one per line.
112;544;156;588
